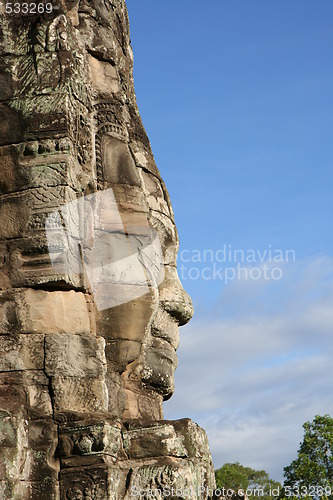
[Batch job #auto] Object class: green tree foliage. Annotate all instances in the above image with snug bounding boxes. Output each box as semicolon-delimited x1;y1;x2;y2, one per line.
215;462;248;491
283;414;333;496
215;462;282;499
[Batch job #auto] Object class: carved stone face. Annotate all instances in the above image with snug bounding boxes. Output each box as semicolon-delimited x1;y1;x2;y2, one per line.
71;0;194;419
0;0;193;422
95;134;193;419
0;4;215;498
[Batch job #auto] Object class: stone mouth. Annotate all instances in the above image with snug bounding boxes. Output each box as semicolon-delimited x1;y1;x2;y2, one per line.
149;339;178;366
150;309;179;351
151;328;178;350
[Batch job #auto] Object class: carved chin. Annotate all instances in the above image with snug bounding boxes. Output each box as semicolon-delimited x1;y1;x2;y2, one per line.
141;346;178;399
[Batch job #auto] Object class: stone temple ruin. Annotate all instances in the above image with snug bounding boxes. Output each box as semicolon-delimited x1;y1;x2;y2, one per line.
0;1;215;498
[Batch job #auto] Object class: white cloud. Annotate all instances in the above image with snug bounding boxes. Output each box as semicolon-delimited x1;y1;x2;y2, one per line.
164;255;333;482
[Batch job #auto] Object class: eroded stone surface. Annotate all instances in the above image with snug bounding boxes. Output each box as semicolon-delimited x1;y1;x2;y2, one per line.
0;289;90;335
0;334;44;371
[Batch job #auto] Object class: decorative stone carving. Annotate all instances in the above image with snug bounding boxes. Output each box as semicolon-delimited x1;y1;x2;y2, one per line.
0;1;215;498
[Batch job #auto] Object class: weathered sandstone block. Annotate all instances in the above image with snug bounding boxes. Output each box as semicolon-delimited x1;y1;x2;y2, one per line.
0;289;90;335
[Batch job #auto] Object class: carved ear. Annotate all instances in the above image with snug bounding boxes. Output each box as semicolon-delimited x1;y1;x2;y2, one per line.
45;205;83;280
101;135;141;187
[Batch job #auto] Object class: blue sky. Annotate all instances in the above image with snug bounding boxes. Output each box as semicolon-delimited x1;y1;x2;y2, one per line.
126;0;333;482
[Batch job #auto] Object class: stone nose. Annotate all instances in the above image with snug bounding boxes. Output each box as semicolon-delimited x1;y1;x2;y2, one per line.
158;266;194;326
